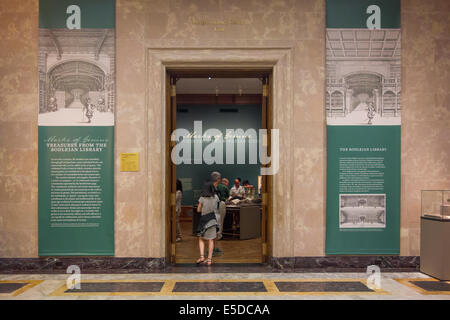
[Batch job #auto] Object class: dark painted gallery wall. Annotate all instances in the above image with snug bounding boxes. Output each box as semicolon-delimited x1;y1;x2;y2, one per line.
176;103;262;206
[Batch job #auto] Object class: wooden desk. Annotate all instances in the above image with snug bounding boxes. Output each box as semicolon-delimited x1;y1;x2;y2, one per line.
193;205;262;240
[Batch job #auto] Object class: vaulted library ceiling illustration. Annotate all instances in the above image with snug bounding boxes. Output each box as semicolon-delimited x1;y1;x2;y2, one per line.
326;29;401;59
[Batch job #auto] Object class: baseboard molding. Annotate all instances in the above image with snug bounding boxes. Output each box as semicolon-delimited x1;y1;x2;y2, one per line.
0;257;166;274
0;256;420;273
270;256;420;272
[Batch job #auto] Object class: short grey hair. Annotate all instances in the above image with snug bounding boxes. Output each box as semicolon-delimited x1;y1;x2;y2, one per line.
210;171;221;182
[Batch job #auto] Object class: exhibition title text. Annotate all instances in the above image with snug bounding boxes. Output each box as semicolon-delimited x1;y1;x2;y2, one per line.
45;136;109;152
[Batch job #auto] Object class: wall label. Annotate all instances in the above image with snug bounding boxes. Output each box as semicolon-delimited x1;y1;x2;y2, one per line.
120;153;140;172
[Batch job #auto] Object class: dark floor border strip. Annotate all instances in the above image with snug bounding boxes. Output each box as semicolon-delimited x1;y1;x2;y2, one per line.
0;280;43;296
172;281;268;293
0;256;419;274
410;280;450;292
394;278;450;295
0;282;28;294
50;279;388;296
64;281;165;293
274;281;374;293
270;256;420;271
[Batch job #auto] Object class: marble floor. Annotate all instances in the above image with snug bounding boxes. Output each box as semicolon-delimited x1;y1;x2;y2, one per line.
1;272;449;300
175;221;262;263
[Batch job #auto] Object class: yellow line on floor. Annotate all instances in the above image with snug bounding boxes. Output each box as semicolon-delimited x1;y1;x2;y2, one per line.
160;280;176;294
49;279;166;297
262;280;279;294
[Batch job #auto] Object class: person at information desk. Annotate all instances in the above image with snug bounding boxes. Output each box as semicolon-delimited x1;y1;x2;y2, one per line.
242;180;255;198
221;178;229;188
217;179;229;202
242;180;250;195
229;178;246;199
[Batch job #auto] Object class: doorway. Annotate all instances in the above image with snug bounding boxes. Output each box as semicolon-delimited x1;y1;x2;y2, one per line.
165;69;273;264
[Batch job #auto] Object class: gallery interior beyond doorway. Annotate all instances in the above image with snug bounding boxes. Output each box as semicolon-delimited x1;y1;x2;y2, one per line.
166;72;273;264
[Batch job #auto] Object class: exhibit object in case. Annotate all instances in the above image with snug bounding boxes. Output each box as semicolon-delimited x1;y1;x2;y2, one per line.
421;190;450;220
420;190;450;280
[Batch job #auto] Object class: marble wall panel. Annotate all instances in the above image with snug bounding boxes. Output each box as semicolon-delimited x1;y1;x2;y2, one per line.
116;6;146;41
0;94;38;123
115;121;146;149
0;0;38;256
271;51;294;258
400;0;450;256
116;39;146;94
290;5;325;257
0;202;38;257
115;202;147;257
294;12;325;40
293;123;324;149
0;176;33;202
404;121;450;178
0;0;38;13
0;122;34;149
0;148;37;177
293;146;325;256
0;67;37;94
402;92;444;122
116;94;146;123
402;0;450;13
294;0;325;12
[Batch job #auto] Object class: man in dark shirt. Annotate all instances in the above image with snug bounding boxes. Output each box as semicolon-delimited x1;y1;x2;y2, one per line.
216;179;230;202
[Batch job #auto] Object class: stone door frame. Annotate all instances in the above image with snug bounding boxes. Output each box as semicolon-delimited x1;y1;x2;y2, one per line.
145;47;295;263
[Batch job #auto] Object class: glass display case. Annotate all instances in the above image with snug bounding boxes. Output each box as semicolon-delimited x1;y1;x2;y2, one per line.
421;190;450;220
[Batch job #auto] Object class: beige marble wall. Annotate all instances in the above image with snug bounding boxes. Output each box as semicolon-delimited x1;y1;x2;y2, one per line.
0;0;39;257
0;0;448;258
400;0;450;256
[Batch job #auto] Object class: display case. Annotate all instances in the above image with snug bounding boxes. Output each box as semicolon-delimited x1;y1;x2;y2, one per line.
421;190;450;220
420;190;450;280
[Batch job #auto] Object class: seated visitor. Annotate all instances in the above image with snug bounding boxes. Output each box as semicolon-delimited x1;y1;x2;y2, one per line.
229;178;245;199
242;180;255;198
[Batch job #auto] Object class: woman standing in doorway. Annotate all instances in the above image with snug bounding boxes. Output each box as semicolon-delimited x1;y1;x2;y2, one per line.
195;182;219;266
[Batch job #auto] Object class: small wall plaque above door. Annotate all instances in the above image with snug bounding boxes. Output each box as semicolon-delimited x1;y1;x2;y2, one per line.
120;153;139;172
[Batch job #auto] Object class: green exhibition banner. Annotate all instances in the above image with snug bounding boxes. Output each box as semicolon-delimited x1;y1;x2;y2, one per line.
325;0;401;254
38;0;115;255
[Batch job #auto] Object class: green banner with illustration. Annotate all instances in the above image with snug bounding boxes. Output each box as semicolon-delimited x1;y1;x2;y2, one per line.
325;0;401;254
38;0;115;255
